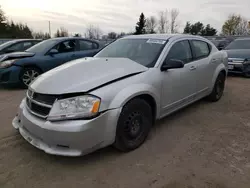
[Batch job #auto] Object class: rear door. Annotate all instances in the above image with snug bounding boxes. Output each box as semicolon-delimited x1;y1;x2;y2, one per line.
74;39;100;58
189;39;212;99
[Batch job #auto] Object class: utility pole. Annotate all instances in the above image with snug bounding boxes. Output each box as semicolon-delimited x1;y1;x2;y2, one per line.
48;21;51;37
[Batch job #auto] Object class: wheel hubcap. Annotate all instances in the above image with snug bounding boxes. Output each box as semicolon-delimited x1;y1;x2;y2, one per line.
124;112;143;139
22;70;39;86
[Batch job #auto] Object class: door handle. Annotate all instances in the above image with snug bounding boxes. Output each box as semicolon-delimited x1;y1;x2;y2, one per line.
211;58;217;63
189;66;197;70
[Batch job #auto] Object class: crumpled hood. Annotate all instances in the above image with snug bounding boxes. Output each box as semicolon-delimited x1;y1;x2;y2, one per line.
224;49;250;60
30;57;148;94
0;51;35;62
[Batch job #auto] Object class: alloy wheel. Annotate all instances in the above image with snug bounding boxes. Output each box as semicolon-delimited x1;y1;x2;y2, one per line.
22;69;40;86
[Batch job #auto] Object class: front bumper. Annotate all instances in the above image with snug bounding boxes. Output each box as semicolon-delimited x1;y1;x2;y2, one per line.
228;62;250;74
13;99;121;156
0;65;22;85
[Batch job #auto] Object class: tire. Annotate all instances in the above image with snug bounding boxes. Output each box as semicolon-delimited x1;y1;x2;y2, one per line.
114;98;153;152
243;72;250;78
243;68;250;78
19;67;41;88
206;72;226;102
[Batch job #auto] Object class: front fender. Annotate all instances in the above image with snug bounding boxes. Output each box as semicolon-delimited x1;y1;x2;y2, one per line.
13;58;45;72
108;83;161;118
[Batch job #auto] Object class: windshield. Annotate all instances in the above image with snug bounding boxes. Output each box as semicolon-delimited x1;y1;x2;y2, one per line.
0;40;16;50
26;39;58;53
95;38;167;67
225;40;250;50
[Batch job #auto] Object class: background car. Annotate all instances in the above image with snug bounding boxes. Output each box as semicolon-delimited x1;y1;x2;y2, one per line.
0;37;101;87
210;39;231;50
0;39;13;45
0;39;41;55
224;38;250;77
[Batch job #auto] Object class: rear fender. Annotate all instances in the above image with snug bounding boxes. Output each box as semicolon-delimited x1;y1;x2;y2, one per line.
211;63;227;89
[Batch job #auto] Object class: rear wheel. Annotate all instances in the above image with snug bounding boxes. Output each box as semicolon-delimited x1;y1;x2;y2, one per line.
207;72;226;102
20;67;41;88
243;66;250;78
114;98;153;152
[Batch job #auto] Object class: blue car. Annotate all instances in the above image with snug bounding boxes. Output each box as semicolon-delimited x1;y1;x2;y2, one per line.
0;37;101;88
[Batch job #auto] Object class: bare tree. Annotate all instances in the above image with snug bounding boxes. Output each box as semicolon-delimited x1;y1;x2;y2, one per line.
235;17;250;35
170;9;179;33
146;16;157;33
33;31;51;39
54;27;69;37
85;25;102;39
222;14;250;35
158;10;168;33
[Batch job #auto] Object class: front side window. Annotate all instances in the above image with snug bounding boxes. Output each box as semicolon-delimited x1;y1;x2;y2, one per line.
191;40;210;59
79;40;98;51
165;40;192;63
51;40;76;53
95;38;167;67
26;39;58;54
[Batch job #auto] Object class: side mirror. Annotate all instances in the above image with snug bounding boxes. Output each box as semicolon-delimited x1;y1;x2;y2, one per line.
48;49;58;55
161;59;185;71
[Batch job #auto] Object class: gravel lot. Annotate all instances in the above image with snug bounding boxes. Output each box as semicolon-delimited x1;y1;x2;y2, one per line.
0;76;250;188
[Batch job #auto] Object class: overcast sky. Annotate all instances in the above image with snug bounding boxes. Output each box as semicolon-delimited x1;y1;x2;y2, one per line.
1;0;250;35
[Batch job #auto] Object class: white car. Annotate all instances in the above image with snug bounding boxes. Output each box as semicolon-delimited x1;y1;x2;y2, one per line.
12;34;228;156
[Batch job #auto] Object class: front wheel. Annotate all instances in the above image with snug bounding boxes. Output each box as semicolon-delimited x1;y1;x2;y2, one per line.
113;98;153;152
20;67;41;88
206;72;226;102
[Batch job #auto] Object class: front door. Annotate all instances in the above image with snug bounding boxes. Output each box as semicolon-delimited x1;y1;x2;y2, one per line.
160;40;197;117
45;40;77;70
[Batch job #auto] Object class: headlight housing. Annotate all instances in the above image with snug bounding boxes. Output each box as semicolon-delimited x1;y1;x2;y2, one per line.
47;95;101;121
0;59;16;68
243;59;250;65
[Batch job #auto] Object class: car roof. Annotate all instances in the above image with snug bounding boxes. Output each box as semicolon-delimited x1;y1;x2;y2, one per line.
10;39;42;42
235;38;250;41
48;37;99;43
123;34;205;40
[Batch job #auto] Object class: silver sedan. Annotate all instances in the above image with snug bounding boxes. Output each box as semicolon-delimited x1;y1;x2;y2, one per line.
13;34;228;156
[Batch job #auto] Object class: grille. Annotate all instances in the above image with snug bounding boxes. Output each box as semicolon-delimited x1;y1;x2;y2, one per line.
33;93;58;105
26;89;58;118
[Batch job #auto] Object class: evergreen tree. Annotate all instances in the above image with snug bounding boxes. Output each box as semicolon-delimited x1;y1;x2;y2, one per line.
183;22;191;34
135;13;146;35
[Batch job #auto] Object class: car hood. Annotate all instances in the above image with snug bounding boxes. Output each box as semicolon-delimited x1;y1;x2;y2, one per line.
30;57;148;94
0;51;35;62
224;49;250;59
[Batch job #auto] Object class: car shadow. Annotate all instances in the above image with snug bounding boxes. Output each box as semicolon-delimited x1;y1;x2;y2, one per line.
0;84;25;91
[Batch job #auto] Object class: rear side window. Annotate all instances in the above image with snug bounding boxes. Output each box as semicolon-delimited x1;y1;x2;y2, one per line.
22;42;33;50
191;40;210;59
166;40;192;64
51;40;76;53
79;40;98;51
